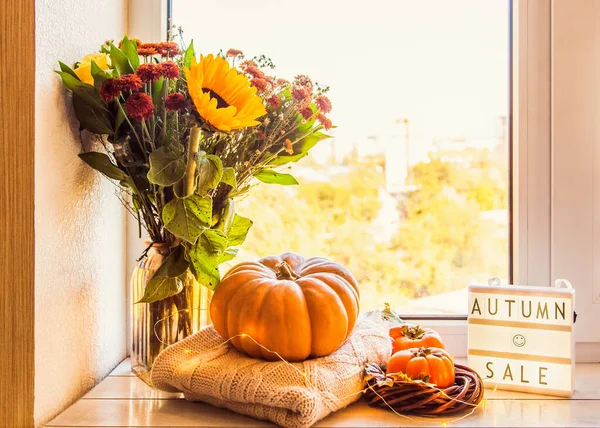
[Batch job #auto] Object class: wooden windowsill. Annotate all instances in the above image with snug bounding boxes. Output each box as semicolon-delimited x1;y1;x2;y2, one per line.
46;359;600;427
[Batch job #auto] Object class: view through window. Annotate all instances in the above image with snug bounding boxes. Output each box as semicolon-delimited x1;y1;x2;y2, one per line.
172;0;511;315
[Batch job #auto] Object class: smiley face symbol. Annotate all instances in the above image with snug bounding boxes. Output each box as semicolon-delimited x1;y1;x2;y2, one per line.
513;334;526;347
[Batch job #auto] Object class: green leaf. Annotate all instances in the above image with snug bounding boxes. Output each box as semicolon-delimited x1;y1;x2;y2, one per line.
115;104;126;131
268;131;329;166
255;170;299;185
109;43;134;75
153;245;189;278
203;229;228;253
137;276;184;303
147;145;186;186
152;77;164;107
58;61;79;79
119;35;140;69
90;60;112;92
55;71;108;112
195;152;223;195
72;92;113;134
218;247;239;264
214;199;235;235
120;176;138;194
183;40;195;69
56;69;112;134
79;152;128;180
188;229;227;289
162;194;212;244
227;214;253;246
221;167;236;187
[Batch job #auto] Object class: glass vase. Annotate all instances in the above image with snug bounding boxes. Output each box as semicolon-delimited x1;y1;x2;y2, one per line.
130;242;212;385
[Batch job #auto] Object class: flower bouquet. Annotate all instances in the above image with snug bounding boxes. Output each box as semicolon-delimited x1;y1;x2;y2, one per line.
56;35;333;379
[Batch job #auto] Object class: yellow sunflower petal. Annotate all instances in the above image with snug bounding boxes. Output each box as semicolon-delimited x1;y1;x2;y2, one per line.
186;54;266;131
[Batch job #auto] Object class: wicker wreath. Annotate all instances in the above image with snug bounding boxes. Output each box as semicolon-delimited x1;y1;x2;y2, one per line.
364;363;484;416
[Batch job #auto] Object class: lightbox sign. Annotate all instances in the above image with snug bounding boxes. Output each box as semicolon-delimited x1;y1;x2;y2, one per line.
467;279;575;397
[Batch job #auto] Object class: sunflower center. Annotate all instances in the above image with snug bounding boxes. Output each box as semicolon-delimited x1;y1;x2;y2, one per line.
202;88;230;109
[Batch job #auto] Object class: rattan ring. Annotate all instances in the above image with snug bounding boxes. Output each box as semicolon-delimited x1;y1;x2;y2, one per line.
365;363;484;416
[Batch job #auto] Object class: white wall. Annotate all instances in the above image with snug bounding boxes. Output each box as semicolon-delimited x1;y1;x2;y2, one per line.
551;0;600;345
35;0;128;425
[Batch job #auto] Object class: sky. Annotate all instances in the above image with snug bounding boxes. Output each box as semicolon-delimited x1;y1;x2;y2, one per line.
172;0;510;163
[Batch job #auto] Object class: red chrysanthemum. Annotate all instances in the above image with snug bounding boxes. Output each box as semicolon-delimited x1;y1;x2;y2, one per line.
317;113;332;130
137;47;157;57
226;48;244;57
245;65;265;79
276;78;289;87
294;74;314;91
240;60;257;70
100;78;121;101
251;77;269;92
135;63;159;82
118;38;142;48
155;61;180;79
116;74;143;91
268;95;280;109
139;42;160;50
126;92;154;120
300;106;314;120
292;86;311;101
165;93;185;111
315;95;332;114
157;42;180;57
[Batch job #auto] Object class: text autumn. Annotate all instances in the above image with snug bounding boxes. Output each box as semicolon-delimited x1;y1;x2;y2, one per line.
470;298;566;320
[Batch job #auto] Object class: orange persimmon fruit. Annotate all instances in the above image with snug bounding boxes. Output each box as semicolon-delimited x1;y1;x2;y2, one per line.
386;347;455;388
389;324;445;353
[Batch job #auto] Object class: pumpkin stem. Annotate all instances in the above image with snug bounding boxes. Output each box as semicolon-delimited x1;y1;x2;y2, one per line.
412;347;433;358
276;261;300;281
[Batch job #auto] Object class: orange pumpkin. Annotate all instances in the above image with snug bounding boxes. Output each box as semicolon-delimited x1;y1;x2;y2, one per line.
390;324;445;353
386;347;455;388
210;252;360;361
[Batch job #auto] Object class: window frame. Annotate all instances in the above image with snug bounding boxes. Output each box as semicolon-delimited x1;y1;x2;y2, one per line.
128;0;600;361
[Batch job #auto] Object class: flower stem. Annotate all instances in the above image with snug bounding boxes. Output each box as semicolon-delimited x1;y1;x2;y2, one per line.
184;127;201;196
161;78;169;141
116;99;146;162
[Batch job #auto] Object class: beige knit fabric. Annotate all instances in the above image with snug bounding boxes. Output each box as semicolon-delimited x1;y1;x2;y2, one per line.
150;312;392;428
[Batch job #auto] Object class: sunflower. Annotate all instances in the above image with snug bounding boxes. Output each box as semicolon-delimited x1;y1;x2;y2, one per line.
185;54;267;132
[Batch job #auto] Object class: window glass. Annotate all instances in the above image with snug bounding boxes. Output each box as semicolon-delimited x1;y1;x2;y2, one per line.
172;0;510;314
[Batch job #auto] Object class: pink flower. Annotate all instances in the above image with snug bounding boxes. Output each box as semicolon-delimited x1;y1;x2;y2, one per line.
317;113;332;130
226;48;244;57
245;65;265;79
251;78;269;92
268;95;280;109
292;86;311;101
315;95;332;114
300;107;313;120
294;74;313;91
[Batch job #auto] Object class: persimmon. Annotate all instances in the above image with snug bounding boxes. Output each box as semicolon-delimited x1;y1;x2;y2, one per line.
389;324;445;353
386;347;455;388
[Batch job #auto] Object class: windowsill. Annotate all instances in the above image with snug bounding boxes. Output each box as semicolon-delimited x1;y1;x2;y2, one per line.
46;358;600;427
